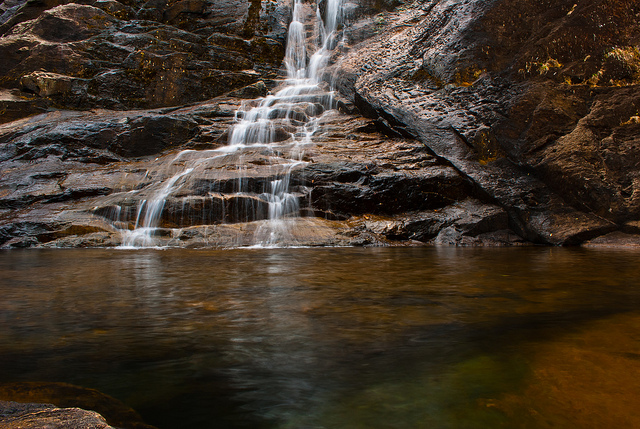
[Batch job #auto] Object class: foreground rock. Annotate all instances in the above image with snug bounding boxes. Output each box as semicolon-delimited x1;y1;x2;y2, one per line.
0;401;115;429
0;381;156;429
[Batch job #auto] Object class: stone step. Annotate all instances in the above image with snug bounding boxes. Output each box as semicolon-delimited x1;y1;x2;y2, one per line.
92;192;310;228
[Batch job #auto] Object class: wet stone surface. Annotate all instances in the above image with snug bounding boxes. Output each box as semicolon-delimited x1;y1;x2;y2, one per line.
0;99;517;248
1;0;638;247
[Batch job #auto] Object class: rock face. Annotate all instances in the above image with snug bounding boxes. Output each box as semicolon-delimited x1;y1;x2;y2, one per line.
0;0;289;118
0;0;638;247
331;0;640;244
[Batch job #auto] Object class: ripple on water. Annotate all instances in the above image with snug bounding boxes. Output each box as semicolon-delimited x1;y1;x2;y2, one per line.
0;247;639;428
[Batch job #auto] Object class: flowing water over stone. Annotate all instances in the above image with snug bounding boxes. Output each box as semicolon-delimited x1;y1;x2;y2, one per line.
115;0;342;248
2;247;640;428
1;0;639;250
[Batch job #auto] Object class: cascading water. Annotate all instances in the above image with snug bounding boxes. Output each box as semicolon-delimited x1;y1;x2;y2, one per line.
111;0;342;248
120;168;194;247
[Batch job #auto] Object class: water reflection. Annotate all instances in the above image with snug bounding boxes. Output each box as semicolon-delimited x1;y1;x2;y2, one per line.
1;247;640;428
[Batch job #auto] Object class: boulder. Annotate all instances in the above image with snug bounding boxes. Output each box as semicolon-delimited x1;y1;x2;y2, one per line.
331;0;639;244
0;381;157;429
20;71;88;97
0;400;114;429
347;198;526;246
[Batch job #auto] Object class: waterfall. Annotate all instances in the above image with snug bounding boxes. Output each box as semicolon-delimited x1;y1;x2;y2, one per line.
112;0;342;248
226;0;341;246
120;168;194;248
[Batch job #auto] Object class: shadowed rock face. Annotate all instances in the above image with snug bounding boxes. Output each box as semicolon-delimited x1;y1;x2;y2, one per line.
0;0;638;247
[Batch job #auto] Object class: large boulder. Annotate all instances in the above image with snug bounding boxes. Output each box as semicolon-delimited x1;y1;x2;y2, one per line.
331;0;639;244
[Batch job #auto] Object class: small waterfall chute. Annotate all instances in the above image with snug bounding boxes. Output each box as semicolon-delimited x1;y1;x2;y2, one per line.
110;0;342;248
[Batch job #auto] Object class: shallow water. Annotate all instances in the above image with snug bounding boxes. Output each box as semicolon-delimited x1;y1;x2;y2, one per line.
1;247;640;428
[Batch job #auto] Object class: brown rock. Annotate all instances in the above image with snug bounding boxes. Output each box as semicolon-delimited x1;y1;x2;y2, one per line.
526;86;640;224
0;89;51;124
0;400;113;429
583;231;640;248
0;382;156;429
331;0;639;244
20;71;88;97
162;0;206;23
1;0;639;248
0;0;289;117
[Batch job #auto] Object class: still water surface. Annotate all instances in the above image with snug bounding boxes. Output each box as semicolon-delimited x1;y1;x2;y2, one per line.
1;247;640;428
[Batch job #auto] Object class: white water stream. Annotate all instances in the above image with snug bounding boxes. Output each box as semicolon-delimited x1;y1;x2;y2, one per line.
118;0;342;247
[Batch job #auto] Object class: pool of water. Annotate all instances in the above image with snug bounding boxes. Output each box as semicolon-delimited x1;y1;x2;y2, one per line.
1;247;640;428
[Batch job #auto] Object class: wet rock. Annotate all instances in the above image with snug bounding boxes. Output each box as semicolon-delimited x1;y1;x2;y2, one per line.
157;194;273;227
583;231;640;248
0;381;157;428
0;95;484;248
308;165;471;216
1;0;638;248
0;0;289;117
331;0;639;245
415;199;510;242
348;198;526;246
228;80;269;98
0;103;239;162
0;221;56;247
0;400;114;429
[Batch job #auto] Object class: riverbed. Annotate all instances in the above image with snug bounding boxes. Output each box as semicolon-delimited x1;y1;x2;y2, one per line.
1;247;640;428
